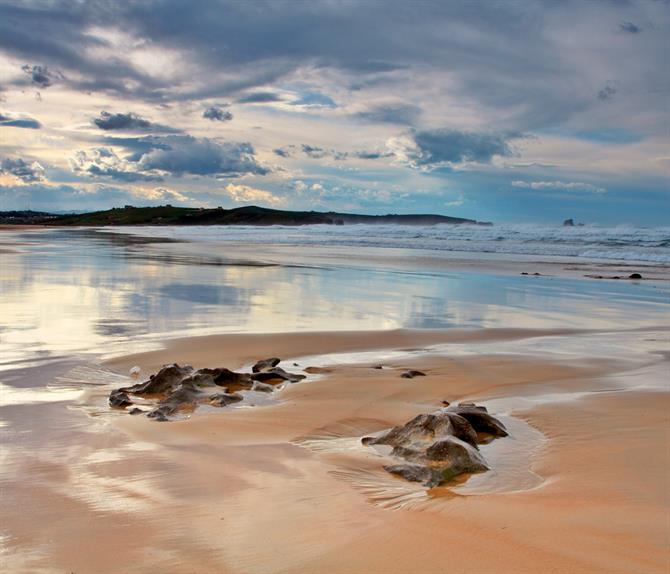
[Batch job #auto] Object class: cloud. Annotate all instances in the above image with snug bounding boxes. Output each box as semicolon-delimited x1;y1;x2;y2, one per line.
352;150;394;160
137;135;268;177
141;186;190;202
409;129;521;167
289;92;336;108
71;147;163;182
237;92;284;104
224;183;284;206
0;157;46;183
597;85;617;101
21;64;55;88
273;147;291;157
619;21;641;34
301;144;328;159
76;135;268;179
0;111;41;129
93;111;178;132
203;105;233;121
511;180;607;194
355;103;421;125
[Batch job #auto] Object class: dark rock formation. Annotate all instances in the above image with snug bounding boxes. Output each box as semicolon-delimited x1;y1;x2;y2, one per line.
445;404;509;437
363;403;507;487
629;273;642;279
121;363;194;395
251;367;306;383
198;367;252;391
252;357;281;373
108;357;309;421
563;218;575;227
208;393;243;406
109;390;133;408
363;411;479;449
400;370;426;379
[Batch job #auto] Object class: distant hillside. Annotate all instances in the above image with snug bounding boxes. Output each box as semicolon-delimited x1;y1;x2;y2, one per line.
45;205;489;226
0;210;58;224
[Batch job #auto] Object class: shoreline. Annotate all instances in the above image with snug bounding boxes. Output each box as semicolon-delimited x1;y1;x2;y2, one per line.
2;326;668;572
96;326;668;573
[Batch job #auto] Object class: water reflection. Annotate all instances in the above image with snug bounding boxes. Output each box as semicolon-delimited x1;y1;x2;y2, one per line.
1;227;669;375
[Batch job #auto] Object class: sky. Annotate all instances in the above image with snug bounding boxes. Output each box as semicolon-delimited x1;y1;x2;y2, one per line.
0;0;668;224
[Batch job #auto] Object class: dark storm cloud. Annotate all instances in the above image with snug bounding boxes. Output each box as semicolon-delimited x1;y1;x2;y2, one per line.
237;92;284;104
0;157;45;183
619;21;641;33
301;144;328;159
80;135;268;179
137;136;268;176
21;64;55;88
411;129;522;166
0;0;666;132
598;85;617;100
352;150;394;160
93;111;179;133
203;105;233;121
355;103;421;125
0;111;41;129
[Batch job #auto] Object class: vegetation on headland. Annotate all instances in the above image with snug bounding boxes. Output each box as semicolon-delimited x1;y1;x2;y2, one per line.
1;205;490;226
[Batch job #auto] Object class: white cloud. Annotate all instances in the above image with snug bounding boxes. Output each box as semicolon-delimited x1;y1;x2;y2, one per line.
224;183;284;207
511;180;607;194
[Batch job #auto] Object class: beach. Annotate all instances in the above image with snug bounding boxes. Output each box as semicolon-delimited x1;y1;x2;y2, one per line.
1;226;669;573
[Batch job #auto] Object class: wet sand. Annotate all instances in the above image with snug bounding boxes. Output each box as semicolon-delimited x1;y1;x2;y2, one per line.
2;328;668;573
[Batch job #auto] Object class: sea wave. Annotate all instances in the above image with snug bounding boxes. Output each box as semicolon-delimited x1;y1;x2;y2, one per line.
103;223;670;264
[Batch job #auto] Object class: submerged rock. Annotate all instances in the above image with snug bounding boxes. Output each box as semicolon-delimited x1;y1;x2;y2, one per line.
363;403;507;487
109;358;309;421
198;367;252;391
400;370;426;379
363;411;479;448
109;390;133;408
208;392;243;407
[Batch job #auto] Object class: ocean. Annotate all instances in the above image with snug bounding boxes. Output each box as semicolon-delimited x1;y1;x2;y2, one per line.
104;223;670;264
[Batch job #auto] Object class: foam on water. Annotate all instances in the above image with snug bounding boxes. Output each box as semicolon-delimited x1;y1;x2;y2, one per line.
104;223;670;263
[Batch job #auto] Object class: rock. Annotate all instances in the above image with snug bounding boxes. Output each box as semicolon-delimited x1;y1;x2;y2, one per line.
563;218;575;227
445;405;508;437
181;372;217;388
208;392;243;407
363;411;479;449
147;408;170;422
364;403;507;487
425;436;489;470
252;357;281;373
109;390;133;408
122;363;194;395
384;464;433;484
251;381;276;393
372;364;384;369
251;367;306;383
128;408;144;415
159;383;200;409
629;273;642;279
400;370;426;379
198;368;253;391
